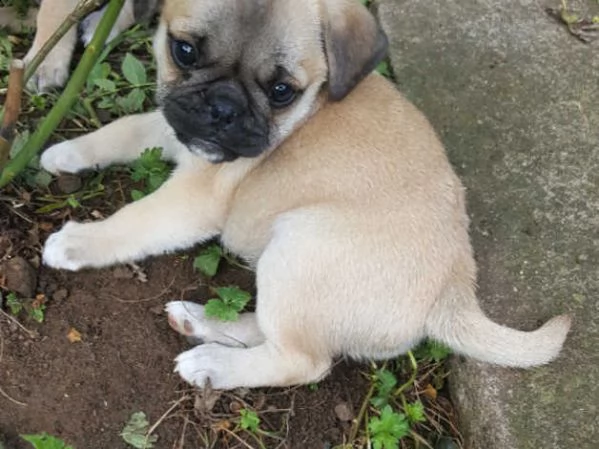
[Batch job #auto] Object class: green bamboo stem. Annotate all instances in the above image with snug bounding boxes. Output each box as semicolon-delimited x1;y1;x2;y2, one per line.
0;0;125;189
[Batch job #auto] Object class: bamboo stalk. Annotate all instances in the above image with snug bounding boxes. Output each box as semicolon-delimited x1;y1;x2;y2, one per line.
0;0;126;189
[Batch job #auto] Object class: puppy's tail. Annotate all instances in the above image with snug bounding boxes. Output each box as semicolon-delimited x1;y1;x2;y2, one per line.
425;285;571;368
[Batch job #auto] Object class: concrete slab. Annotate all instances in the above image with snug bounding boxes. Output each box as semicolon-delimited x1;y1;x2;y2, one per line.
377;0;599;448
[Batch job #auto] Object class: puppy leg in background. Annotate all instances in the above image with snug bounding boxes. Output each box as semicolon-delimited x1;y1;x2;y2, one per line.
43;164;221;270
24;0;79;92
41;111;184;174
80;0;135;46
166;302;265;347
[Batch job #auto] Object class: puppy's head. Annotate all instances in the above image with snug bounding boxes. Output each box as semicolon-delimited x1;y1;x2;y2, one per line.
154;0;387;163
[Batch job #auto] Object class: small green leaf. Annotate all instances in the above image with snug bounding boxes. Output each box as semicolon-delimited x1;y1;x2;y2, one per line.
93;78;117;91
375;61;391;78
117;88;146;113
404;401;426;424
97;96;116;109
131;189;146;201
66;195;80;208
193;244;223;277
120;412;157;449
122;53;147;85
371;368;397;408
215;286;252;311
204;298;239;321
5;292;23;316
87;61;112;90
10;130;31;158
239;409;260;432
21;433;73;449
33;170;53;188
427;340;452;362
30;305;45;323
368;405;410;449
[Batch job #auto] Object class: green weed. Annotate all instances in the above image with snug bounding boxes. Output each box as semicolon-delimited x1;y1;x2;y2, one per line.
2;291;46;323
193;243;224;277
120;412;157;449
128;147;170;200
204;286;252;321
21;433;73;449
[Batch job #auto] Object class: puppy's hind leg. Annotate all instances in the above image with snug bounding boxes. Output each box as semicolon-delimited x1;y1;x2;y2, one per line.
174;237;334;390
166;301;265;348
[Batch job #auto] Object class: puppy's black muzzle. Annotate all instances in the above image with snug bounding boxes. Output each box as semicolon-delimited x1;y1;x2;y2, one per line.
162;81;270;162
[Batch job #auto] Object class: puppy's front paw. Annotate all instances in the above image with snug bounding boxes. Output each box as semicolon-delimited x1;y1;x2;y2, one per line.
174;344;235;389
43;221;104;270
24;48;70;93
40;141;91;175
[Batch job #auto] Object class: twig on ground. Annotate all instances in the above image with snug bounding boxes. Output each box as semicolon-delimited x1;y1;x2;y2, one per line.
0;0;126;189
0;309;36;339
105;278;176;303
146;395;192;443
0;384;27;407
0;60;25;169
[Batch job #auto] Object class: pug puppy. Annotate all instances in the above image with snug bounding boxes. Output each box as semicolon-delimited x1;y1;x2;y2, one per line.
21;0;160;92
39;0;571;390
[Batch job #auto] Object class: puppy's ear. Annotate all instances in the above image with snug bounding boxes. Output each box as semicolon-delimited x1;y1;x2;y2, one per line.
322;0;388;101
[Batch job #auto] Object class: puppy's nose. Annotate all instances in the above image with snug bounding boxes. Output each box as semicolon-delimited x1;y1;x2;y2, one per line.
209;100;238;126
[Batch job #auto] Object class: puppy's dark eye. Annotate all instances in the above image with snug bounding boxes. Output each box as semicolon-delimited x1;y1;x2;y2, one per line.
170;38;197;69
270;82;296;108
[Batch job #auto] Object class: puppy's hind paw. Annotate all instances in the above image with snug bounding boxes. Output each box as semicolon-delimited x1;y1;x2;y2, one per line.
174;344;235;389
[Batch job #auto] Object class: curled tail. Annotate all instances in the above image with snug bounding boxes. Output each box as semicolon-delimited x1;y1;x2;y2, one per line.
425;286;571;368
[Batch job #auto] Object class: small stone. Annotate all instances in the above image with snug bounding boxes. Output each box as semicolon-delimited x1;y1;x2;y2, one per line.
52;288;68;302
56;174;82;194
0;257;37;298
334;402;354;422
435;437;459;449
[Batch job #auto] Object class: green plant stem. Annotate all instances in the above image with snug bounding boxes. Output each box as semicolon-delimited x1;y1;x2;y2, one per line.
394;351;418;397
349;361;388;444
0;0;125;189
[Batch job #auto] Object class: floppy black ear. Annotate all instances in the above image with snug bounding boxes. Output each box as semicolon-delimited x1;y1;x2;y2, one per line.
322;0;389;101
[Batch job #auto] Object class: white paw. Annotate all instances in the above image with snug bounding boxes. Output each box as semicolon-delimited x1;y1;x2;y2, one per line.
23;47;70;93
43;221;103;270
80;7;121;46
174;344;237;389
40;140;90;175
166;301;208;338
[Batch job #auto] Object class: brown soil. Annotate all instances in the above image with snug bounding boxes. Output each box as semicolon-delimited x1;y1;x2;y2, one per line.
0;202;371;449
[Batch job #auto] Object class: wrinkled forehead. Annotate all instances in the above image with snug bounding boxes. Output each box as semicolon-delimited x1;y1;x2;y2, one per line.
162;0;324;76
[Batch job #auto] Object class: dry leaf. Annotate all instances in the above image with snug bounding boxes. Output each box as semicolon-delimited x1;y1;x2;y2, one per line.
67;328;82;343
422;383;437;400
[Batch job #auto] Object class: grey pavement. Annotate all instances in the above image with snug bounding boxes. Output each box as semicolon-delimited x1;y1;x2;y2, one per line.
377;0;599;448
